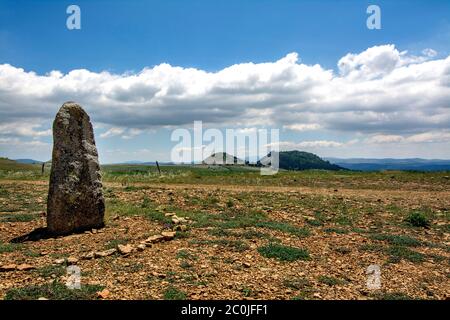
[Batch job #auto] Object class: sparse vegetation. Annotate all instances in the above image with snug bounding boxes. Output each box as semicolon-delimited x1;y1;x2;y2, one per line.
163;286;187;300
258;243;310;262
4;281;103;300
0;163;449;300
386;246;425;263
374;292;414;300
0;241;23;253
34;265;66;278
318;275;346;286
0;213;39;223
369;233;421;247
405;211;431;228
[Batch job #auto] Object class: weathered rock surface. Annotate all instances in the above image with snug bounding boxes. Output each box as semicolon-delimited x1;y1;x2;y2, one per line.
47;102;105;235
117;244;134;255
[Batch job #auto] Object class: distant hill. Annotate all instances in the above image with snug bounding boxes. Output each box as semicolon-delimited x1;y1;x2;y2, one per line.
326;158;450;172
14;159;43;164
0;158;39;171
110;161;175;165
260;151;344;171
203;152;246;165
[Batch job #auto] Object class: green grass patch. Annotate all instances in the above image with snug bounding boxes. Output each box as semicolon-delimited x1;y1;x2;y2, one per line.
0;241;23;253
386;246;425;263
107;199;171;224
240;229;279;241
256;221;310;237
34;265;66;278
373;292;413;300
176;249;198;261
324;227;349;234
369;233;421;247
334;215;353;226
4;281;103;300
405;212;431;228
208;228;236;237
0;213;39;223
258;243;310;262
163;286;187;300
305;219;323;227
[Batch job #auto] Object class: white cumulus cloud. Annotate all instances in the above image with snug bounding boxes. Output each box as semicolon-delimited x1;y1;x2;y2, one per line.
0;44;449;159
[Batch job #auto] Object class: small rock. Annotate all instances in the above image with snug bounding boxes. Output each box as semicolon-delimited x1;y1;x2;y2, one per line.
174;225;188;232
67;257;79;265
81;252;95;260
38;297;49;300
94;248;117;258
97;289;110;299
0;264;17;272
118;244;133;255
161;231;176;240
145;234;165;243
165;212;176;217
172;218;180;224
54;258;65;265
137;244;146;251
243;262;251;268
16;264;35;271
151;272;166;278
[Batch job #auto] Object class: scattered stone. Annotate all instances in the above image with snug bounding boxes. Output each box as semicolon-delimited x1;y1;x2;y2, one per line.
81;252;95;260
174;225;188;232
38;297;49;300
146;235;165;243
161;231;176;240
117;244;134;255
94;248;117;258
151;272;166;278
46;102;105;235
243;262;251;268
137;244;146;251
96;289;110;299
54;258;65;265
172;218;180;224
165;212;176;217
0;264;17;272
67;257;79;265
16;264;35;271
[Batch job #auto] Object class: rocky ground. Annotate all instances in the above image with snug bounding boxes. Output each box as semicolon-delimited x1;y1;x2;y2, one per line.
0;178;449;300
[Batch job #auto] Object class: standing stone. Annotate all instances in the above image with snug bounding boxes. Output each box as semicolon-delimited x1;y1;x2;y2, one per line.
47;102;105;235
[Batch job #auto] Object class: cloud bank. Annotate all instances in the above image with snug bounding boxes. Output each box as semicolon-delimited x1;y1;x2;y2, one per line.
0;44;449;158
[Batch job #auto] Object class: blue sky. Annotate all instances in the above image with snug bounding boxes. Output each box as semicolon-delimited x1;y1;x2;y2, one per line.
0;0;450;162
1;0;449;73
